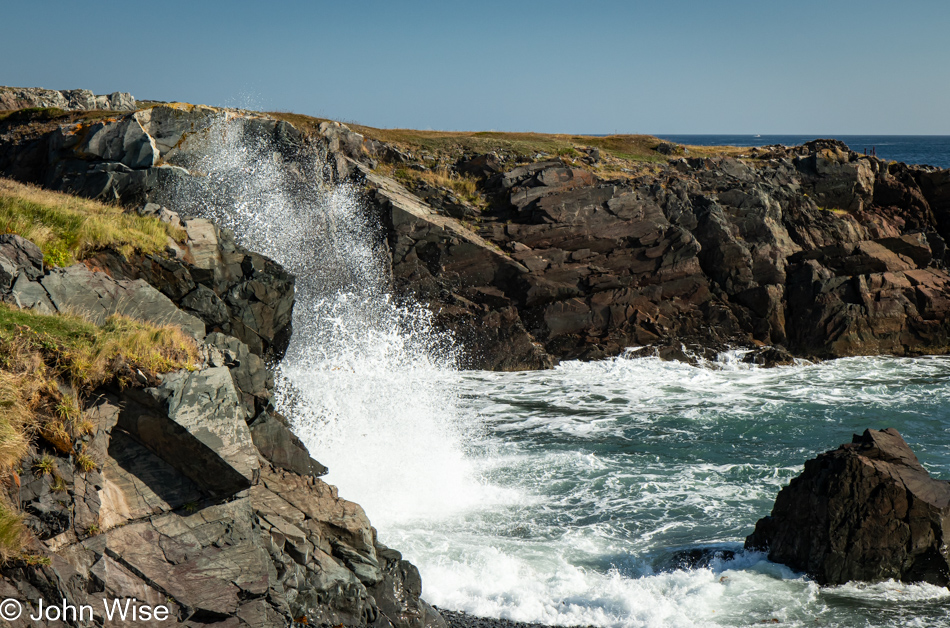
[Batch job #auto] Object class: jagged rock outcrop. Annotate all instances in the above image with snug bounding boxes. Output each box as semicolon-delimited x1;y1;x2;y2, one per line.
88;210;296;362
0;102;307;206
4;98;950;368
0;206;295;363
357;163;552;370
745;428;950;587
356;140;950;367
0;235;444;627
0;87;136;112
0;234;205;337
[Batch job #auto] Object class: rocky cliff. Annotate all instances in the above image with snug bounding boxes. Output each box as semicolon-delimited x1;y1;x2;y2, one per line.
3;85;950;624
317;127;950;369
7;98;950;369
0;87;135;113
3;89;950;373
0;190;443;623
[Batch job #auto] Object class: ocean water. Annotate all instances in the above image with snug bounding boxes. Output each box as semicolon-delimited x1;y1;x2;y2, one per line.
655;135;950;169
381;355;950;628
163;118;950;628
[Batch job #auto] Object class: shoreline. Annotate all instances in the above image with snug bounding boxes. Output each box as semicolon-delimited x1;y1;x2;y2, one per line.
437;607;596;628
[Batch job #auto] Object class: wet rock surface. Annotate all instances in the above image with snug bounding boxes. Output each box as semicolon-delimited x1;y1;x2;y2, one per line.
745;428;950;587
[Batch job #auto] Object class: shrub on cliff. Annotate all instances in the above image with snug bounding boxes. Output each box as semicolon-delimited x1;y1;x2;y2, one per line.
0;178;184;266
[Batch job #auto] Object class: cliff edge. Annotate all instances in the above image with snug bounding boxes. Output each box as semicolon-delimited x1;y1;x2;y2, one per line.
0;180;442;626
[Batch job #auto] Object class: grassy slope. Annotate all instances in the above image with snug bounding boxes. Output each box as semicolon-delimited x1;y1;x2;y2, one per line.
0;178;185;266
0;305;200;560
0;179;199;560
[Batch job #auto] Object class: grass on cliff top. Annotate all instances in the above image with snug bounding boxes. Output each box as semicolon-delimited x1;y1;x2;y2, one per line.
0;178;185;267
0;303;200;394
265;111;672;163
369;128;673;164
0;303;200;559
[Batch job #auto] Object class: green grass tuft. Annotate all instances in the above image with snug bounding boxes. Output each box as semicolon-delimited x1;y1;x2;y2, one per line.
0;304;200;391
31;455;55;477
0;502;24;562
0;178;185;266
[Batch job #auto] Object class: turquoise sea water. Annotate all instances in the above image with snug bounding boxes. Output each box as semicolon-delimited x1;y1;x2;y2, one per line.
164;118;950;628
374;354;950;628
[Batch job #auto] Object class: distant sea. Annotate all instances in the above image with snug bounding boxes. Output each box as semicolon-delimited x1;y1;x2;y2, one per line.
655;134;950;169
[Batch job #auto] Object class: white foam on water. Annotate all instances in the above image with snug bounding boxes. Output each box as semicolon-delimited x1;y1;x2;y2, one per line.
160;119;950;627
392;539;824;628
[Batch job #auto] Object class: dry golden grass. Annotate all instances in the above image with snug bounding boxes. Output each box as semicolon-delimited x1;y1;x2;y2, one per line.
417;168;479;197
0;502;23;563
0;369;35;472
0;302;200;557
385;165;481;203
264;111;682;164
356;128;672;164
0;304;199;393
682;144;755;158
0;178;185;266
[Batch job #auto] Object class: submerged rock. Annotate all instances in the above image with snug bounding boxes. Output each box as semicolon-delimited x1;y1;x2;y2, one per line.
665;547;737;571
745;428;950;586
741;345;796;367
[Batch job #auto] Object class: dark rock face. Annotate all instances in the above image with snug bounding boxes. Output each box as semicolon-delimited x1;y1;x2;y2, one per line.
360;143;950;368
360;163;553;370
90;215;296;361
0;237;443;628
6;103;950;368
745;428;950;586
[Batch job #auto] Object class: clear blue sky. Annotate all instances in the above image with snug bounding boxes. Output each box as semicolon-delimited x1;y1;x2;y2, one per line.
3;1;948;134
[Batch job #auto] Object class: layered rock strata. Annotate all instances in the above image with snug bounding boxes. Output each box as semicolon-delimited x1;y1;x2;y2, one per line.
746;428;950;587
358;141;950;368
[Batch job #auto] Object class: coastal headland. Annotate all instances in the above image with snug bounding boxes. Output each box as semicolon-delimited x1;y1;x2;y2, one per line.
0;86;949;626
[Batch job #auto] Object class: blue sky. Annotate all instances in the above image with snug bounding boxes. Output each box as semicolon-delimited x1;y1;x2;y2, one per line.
3;1;948;134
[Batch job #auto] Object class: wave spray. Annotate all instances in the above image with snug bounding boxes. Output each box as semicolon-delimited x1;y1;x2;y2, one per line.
158;116;485;526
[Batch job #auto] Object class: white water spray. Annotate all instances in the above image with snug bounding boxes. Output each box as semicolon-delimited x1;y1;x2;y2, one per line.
151;116;950;627
159;115;491;526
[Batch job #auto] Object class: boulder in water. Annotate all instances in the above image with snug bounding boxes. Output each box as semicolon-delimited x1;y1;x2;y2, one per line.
745;428;950;586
